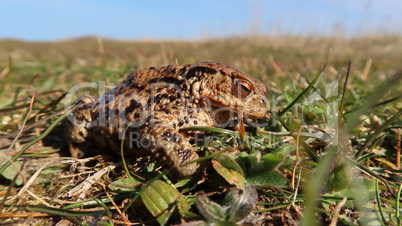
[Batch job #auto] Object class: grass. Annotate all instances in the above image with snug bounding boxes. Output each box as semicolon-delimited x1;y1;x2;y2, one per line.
0;35;401;225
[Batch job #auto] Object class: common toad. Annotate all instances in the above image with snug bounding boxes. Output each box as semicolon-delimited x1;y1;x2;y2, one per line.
66;62;269;177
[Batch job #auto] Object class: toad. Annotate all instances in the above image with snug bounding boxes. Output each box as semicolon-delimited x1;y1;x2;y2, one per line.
66;62;269;177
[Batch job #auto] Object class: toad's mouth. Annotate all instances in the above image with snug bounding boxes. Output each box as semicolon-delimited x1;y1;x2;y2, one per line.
209;103;269;120
211;97;269;117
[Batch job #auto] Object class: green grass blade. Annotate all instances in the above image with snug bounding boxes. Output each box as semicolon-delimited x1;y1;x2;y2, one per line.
344;71;401;133
355;110;402;158
301;144;337;225
338;154;398;191
5;96;34;157
375;179;387;225
396;184;402;225
278;65;324;117
0;104;79;176
180;126;238;136
273;112;319;161
338;61;351;128
2;204;105;216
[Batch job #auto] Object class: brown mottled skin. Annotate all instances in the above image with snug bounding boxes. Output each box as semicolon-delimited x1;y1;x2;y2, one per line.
66;62;269;177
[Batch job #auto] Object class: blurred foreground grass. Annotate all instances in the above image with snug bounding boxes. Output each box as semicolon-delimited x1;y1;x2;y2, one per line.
0;36;401;225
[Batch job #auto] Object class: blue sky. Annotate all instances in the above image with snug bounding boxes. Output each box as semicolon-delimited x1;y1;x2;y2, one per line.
1;0;401;41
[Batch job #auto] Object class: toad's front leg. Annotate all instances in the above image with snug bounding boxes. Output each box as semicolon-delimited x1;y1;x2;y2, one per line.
128;123;200;178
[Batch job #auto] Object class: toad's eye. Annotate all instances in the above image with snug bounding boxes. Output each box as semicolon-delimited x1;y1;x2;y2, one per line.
235;80;252;97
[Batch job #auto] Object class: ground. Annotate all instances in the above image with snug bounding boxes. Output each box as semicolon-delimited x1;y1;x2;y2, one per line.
0;36;401;225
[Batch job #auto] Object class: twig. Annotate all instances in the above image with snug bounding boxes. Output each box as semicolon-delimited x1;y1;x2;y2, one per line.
361;58;372;82
0;55;11;93
26;189;51;207
9;158;74;203
269;55;282;75
0;107;69;141
329;197;347;226
291;126;303;189
63;163;118;201
0;212;51;218
397;128;400;169
97;37;104;66
4;95;35;158
102;183;130;224
355;111;402;158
